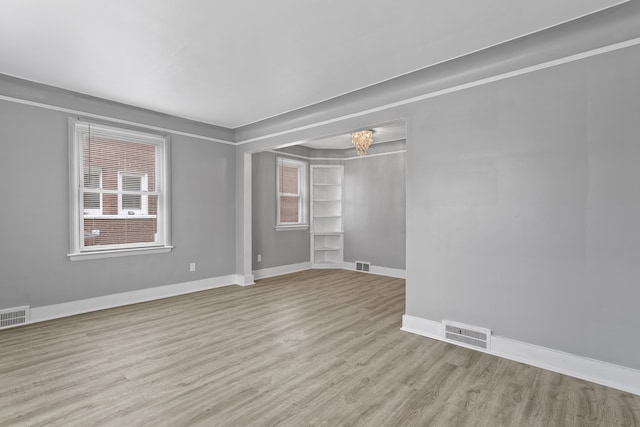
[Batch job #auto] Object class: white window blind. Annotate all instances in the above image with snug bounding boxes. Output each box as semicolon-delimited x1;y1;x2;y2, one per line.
83;167;102;215
69;119;172;259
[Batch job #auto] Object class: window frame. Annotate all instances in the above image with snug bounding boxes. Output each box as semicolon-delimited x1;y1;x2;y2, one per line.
68;118;172;260
276;157;308;230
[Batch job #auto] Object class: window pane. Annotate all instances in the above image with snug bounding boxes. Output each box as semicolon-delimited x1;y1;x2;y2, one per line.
84;172;100;188
121;175;142;210
83;217;157;247
82;137;155;193
83;170;101;211
280;195;300;223
83;191;100;210
122;175;141;191
280;165;299;194
122;194;142;210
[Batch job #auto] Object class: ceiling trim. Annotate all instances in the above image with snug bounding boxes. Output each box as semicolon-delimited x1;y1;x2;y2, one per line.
3;33;638;148
236;36;640;147
2;9;639;149
268;149;406;162
0;93;236;145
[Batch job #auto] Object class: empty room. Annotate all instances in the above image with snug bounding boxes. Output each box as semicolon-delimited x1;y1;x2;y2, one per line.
1;1;639;425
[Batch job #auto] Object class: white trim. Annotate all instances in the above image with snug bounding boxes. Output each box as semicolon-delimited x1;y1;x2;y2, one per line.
30;274;240;323
236;274;255;286
1;29;637;147
401;314;444;338
342;150;406;161
0;94;235;145
1;27;636;157
275;225;309;231
68;245;173;261
341;261;406;279
267;149;406;162
83;214;157;220
238;37;640;146
401;314;640;396
240;152;253;285
253;262;312;280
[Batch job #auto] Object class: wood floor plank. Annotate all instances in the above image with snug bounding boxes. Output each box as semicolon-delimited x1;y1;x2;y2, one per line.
0;269;638;426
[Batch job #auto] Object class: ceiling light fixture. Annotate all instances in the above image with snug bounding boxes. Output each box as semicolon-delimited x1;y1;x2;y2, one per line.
351;130;373;156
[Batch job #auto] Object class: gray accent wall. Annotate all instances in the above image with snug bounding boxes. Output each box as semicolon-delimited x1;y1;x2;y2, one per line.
405;45;640;370
251;151;310;270
343;150;406;269
0;98;236;309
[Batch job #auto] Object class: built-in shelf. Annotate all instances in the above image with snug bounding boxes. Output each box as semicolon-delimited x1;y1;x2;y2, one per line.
311;165;344;268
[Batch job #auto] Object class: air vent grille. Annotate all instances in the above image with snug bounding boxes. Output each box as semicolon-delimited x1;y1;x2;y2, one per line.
443;321;491;350
355;261;370;272
0;306;30;329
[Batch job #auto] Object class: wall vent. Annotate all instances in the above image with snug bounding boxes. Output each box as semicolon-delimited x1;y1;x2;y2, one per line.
355;261;370;272
0;306;30;330
443;320;491;351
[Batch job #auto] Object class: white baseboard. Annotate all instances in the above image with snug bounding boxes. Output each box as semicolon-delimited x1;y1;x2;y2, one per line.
342;261;406;279
401;314;640;396
253;262;311;280
236;274;255;286
30;274;240;324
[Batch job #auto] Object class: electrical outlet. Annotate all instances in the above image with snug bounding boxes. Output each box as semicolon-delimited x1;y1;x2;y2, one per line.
257;254;262;262
189;262;196;272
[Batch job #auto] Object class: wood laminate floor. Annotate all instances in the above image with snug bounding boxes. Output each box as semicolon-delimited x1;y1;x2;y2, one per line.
0;269;638;426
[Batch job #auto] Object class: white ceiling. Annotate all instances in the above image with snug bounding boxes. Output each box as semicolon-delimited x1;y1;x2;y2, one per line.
0;0;624;129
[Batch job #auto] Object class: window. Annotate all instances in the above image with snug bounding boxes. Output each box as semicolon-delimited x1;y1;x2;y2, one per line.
69;119;172;260
276;157;308;229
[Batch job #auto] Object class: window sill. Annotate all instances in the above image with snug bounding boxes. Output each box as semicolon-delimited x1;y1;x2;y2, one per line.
275;225;309;231
84;215;157;219
68;246;173;261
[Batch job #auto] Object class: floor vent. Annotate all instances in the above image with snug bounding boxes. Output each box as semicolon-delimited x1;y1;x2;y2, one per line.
355;261;370;272
0;306;30;329
443;320;491;350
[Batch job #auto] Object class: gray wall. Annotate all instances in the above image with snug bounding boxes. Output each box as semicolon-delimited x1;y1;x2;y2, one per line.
251;151;310;270
252;144;407;271
343;151;406;269
406;45;640;370
0;98;236;309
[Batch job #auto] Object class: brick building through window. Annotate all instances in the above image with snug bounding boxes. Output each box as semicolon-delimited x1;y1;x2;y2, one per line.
277;157;307;226
82;136;157;247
